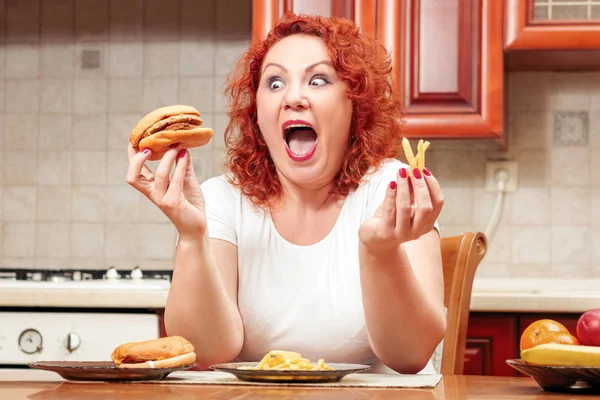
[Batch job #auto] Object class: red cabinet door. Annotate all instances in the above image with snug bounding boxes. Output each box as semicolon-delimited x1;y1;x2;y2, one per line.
505;0;600;50
465;314;519;376
377;0;504;142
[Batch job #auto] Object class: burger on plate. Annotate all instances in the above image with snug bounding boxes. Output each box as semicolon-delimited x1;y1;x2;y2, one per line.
111;336;196;369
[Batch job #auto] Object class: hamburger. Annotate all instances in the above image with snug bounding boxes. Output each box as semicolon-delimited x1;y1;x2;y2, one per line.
130;105;214;161
111;336;196;369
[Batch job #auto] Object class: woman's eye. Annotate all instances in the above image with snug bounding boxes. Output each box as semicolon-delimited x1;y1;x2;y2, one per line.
269;79;283;90
310;76;328;86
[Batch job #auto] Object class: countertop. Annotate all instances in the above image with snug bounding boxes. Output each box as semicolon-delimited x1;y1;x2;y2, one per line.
1;278;599;313
0;369;590;400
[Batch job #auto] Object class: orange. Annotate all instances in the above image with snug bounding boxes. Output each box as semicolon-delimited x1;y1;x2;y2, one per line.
520;319;573;351
536;331;581;347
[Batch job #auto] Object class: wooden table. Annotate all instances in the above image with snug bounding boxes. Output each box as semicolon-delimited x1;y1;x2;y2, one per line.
0;371;597;399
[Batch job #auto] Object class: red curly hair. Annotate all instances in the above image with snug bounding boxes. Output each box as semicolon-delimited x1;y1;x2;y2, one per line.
224;13;403;208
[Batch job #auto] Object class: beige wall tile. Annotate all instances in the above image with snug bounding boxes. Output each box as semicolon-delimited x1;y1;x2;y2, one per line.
179;77;214;113
2;222;35;257
551;226;590;264
508;72;551;111
179;40;215;76
106;151;128;185
105;222;139;258
551;147;589;187
511;227;550;264
72;115;107;150
40;79;73;114
514;150;551;187
138;223;176;259
144;42;179;77
38;116;71;150
547;73;592;112
5;43;39;78
142;78;178;111
40;43;74;77
2;186;36;221
74;78;107;114
5;115;38;150
510;111;552;149
5;80;38;113
511;188;550;226
35;222;69;258
72;151;106;185
108;78;143;114
438;188;473;226
71;186;106;222
3;151;36;185
70;222;105;258
108;42;143;77
36;186;71;221
551;187;589;225
106;186;140;222
107;114;142;150
37;151;71;185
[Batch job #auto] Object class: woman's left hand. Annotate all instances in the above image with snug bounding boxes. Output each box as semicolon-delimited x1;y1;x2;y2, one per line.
358;167;444;253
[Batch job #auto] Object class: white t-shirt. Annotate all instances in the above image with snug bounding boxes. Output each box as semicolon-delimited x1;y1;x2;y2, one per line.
200;158;439;374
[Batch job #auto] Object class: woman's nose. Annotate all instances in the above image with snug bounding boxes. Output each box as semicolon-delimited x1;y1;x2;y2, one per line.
282;85;309;110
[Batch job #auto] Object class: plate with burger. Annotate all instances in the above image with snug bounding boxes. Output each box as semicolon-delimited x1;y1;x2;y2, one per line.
28;336;196;381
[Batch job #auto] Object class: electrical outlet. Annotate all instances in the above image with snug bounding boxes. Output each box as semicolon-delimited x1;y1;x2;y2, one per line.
485;160;518;193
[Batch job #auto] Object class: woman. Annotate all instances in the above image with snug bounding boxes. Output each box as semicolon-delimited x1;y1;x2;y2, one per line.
126;13;445;375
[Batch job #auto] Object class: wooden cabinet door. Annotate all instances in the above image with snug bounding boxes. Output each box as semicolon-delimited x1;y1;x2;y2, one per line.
252;0;376;42
465;314;519;376
505;0;600;50
377;0;504;141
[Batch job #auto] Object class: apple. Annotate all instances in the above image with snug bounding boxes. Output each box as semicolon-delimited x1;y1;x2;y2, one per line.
576;309;600;346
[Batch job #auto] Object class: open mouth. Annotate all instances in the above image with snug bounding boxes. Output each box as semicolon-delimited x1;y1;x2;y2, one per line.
283;121;318;161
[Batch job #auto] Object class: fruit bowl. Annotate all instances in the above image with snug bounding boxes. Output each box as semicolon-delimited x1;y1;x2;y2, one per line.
506;359;600;393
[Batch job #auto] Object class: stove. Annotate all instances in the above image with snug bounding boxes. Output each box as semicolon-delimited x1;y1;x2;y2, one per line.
0;267;171;367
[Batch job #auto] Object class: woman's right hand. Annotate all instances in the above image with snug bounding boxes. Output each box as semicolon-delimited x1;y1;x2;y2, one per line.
126;144;207;241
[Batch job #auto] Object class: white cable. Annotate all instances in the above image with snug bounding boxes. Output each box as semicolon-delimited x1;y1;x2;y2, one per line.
484;169;509;243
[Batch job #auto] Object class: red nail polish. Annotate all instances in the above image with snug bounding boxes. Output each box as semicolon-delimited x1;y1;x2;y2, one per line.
142;148;150;154
423;168;431;176
413;169;422;179
389;181;397;190
177;149;186;159
399;168;407;178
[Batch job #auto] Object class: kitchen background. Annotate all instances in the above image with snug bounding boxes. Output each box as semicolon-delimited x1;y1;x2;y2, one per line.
0;0;597;279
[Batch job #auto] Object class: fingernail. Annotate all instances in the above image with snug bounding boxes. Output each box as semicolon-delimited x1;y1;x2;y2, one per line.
142;148;150;154
413;169;422;179
389;181;397;190
177;149;186;159
423;168;431;176
399;168;407;179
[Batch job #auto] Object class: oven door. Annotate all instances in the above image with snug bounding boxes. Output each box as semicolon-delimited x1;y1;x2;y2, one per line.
0;311;160;367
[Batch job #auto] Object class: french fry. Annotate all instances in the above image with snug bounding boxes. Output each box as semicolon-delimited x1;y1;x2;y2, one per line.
239;350;334;371
402;137;430;175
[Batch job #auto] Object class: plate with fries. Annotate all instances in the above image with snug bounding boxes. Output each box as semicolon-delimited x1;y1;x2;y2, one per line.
209;350;370;383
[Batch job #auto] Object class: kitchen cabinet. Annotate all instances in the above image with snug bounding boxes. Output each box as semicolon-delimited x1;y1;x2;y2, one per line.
505;0;600;50
251;0;505;142
465;312;582;377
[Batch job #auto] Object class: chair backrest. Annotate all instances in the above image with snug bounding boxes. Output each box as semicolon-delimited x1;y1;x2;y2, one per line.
440;231;487;375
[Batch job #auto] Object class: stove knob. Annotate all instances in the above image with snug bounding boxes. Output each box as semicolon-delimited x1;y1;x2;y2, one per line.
105;267;118;280
65;332;81;352
130;267;143;280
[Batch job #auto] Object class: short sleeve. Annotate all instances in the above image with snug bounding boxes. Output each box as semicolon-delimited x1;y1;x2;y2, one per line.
365;159;440;235
199;175;238;246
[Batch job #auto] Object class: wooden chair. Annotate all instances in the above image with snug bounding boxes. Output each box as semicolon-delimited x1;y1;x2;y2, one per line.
439;231;487;376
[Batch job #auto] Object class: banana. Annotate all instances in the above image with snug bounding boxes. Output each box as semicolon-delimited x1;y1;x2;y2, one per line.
521;343;600;367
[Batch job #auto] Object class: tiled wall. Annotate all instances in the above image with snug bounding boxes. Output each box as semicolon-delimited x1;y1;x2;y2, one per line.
433;72;600;280
0;0;250;271
0;1;596;279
